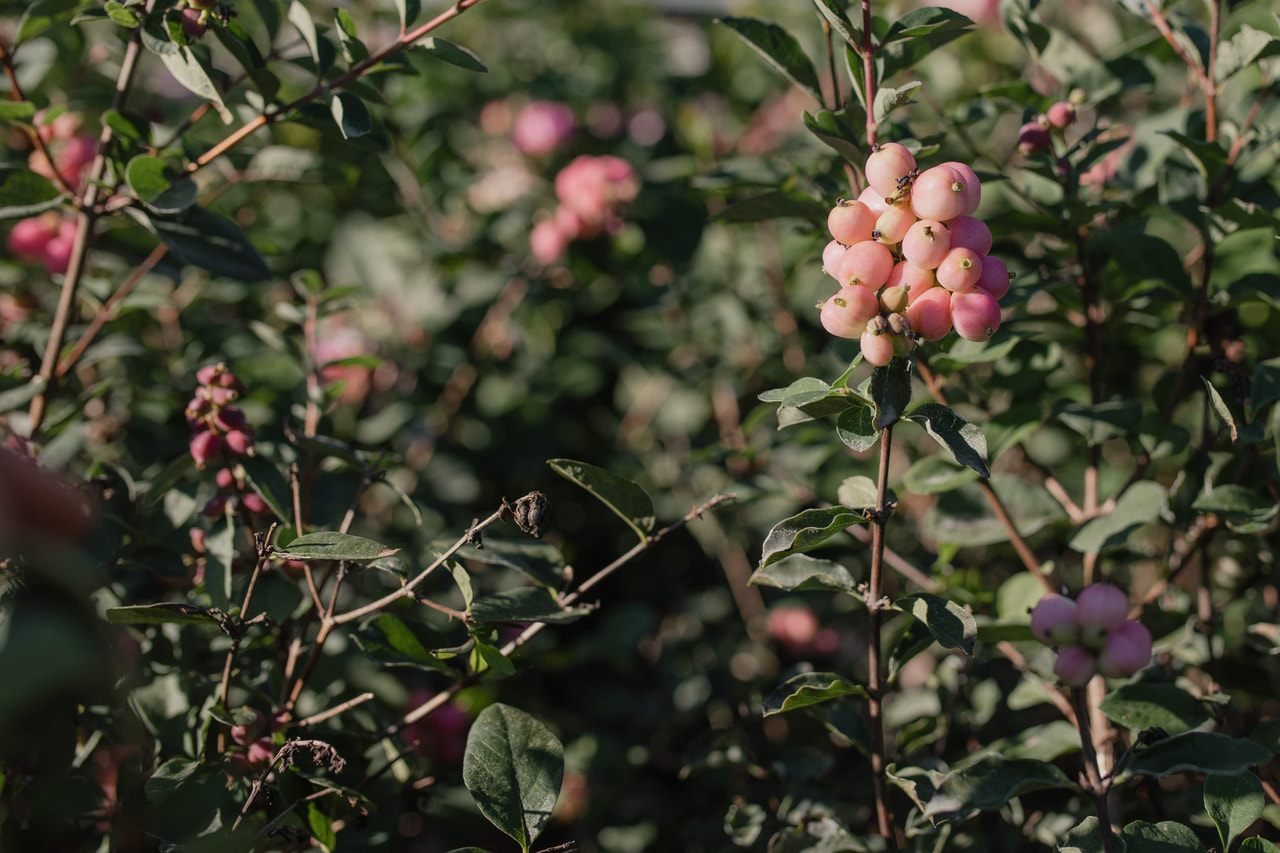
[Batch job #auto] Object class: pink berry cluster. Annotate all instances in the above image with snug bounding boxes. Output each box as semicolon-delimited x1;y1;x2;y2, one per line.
529;155;639;264
185;363;268;516
1030;584;1153;686
6;211;79;275
820;143;1010;365
1016;92;1082;154
27;110;96;194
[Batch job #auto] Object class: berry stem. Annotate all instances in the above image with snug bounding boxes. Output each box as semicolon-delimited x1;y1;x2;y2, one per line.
1071;686;1119;853
867;421;899;851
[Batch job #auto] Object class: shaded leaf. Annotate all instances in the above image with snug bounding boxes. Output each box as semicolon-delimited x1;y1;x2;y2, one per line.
803;108;865;165
1120;732;1272;781
158;47;231;123
902;455;980;494
1068;480;1166;554
748;554;861;595
1250;357;1280;417
924;474;1065;547
811;0;860;47
331;91;372;139
0;166;64;219
0;377;48;413
1215;25;1280;84
240;455;292;522
351;613;455;672
870;358;912;429
879;6;974;80
763;672;868;716
925;754;1074;818
1204;773;1264;853
1192;484;1278;532
416;38;487;72
104;603;220;626
126;155;197;214
548;458;655;544
142;206;272;282
759;506;866;569
899;592;976;654
874;80;921;125
17;0;82;43
717;17;823;103
1100;683;1211;736
463;704;563;853
468;587;592;625
714;190;827;225
274;531;398;562
393;0;421;30
1056;399;1143;445
450;540;566;590
1120;821;1204;853
906;403;989;478
1058;817;1114;853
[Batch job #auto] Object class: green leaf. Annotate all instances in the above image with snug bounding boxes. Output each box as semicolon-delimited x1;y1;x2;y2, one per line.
1191;484;1278;532
144;757;201;803
548;459;655;544
307;801;336;852
101;109;150;143
472;638;515;676
211;19;266;73
334;9;367;63
1214;25;1280;83
836;404;880;451
104;1;139;26
836;475;880;509
879;6;974;80
1099;683;1212;736
1163;131;1228;185
126;155;197;214
462;704;563;853
748;554;861;595
330;91;372;139
874;81;921;125
713;190;827;225
468;587;592;625
954;720;1081;770
717;17;823;104
274;531;399;562
924;474;1065;547
205;513;235;610
239;455;291;522
1056;399;1143;445
1202;378;1262;444
1204;773;1264;853
351;613;455;672
0;166;64;219
870;358;912;429
0;376;48;413
906;403;990;478
415;38;487;72
1240;840;1280;853
888;616;937;682
1058;816;1114;853
763;672;869;716
1250;357;1280;417
17;0;82;43
447;540;566;591
0;101;38;122
158;47;231;123
1119;732;1273;781
142;206;272;282
902;455;980;494
811;0;860;47
803;108;865;165
1068;480;1166;554
1120;821;1204;853
287;0;321;67
925;754;1074;818
103;603;220;626
899;592;976;655
759;506;866;569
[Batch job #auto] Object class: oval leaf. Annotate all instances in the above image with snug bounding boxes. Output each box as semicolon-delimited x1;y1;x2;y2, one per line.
142;206;272;282
748;554;861;596
331;91;372;139
899;592;976;655
1099;682;1211;736
905;403;990;478
763;672;868;716
1204;773;1264;853
274;531;398;562
903;454;981;495
126;155;197;214
416;37;487;72
1120;732;1273;781
717;17;822;104
1069;480;1166;554
0;166;64;219
925;755;1075;818
870;358;913;429
548;458;654;544
468;587;592;625
1120;821;1205;853
759;506;866;569
350;613;454;672
463;704;563;852
836;404;880;452
104;603;219;626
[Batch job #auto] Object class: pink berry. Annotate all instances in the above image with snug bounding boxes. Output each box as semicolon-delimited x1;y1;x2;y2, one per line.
246;737;274;768
859;327;896;366
240;492;268;514
1030;593;1080;646
887;261;937;305
911;164;978;221
512;101;575;157
864;142;917;199
827;200;876;245
949;289;1001;342
836;240;894;289
873;204;917;244
43;234;74;275
1053;645;1097;686
190;430;222;468
820;285;879;339
215;468;235;490
223;429;254;456
856;186;892;217
202;495;228;517
530;219;568;264
767;605;821;651
935;247;984;293
900;219;951;270
1017;121;1050;154
196;364;223;386
214;407;247;432
1075;584;1130;647
906;286;953;341
1097;620;1153;678
1046;101;1076;129
975;255;1011;299
210;386;238;405
180;7;207;39
945;216;992;255
822;239;847;280
6;217;55;261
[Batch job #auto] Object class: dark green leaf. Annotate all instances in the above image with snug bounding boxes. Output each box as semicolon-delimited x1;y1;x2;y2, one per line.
211;19;265;73
1250;357;1280;417
104;603;220;626
334;9;367;63
811;0;860;47
714;190;827;225
126;155;197;214
717;17;823;104
472;639;516;676
307;801;336;851
1215;25;1280;83
104;1;139;26
1240;840;1280;853
142;206;272;282
1056;399;1143;445
870;358;912;429
1163;131;1228;184
394;0;421;30
1120;821;1205;853
888;764;945;817
1202;378;1260;444
239;455;291;522
0;166;64;219
1120;732;1273;781
888;617;936;683
1204;773;1264;853
1100;683;1211;735
449;540;566;590
906;403;990;478
803;108;865;165
882;5;973;42
1058;816;1112;853
462;704;563;853
1192;484;1278;532
925;755;1074;818
468;587;592;625
759;506;866;569
144;757;200;803
0;102;37;121
748;554;861;595
1068;480;1166;554
548;458;655;544
415;38;487;72
351;613;454;672
17;0;82;43
879;7;974;80
899;592;976;654
763;672;869;716
274;531;398;562
330;91;372;139
902;455;980;494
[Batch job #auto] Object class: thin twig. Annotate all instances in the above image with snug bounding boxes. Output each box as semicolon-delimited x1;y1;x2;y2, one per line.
867;422;898;852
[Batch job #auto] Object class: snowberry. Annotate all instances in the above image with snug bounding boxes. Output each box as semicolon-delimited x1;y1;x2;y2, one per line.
1017;121;1051;154
901;219;951;270
43;233;74;275
530;219;568;264
935;247;983;293
859;326;897;366
887;261;937;304
873;204;916;245
1046;101;1076;129
949;289;1001;342
240;492;268;515
512;101;575;157
836;239;894;289
820;285;880;339
945;216;992;256
827;199;877;246
911;164;979;221
190;431;222;469
822;240;847;280
975;255;1011;299
6;216;55;261
905;286;952;341
1053;645;1097;686
1097;620;1153;678
223;429;254;456
879;284;910;314
215;467;235;490
864;142;917;199
856;186;892;217
180;7;208;39
1030;593;1080;646
1075;584;1130;648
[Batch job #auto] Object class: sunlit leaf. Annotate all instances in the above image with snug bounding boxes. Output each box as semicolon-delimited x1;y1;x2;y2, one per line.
463;704;563;853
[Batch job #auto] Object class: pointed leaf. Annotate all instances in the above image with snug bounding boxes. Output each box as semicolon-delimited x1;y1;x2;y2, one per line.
1215;26;1280;83
879;7;974;80
925;755;1074;818
714;190;827;224
899;592;976;654
548;459;654;544
759;506;866;569
1119;732;1272;781
0;166;64;219
334;9;368;63
1120;821;1204;853
463;704;563;852
954;720;1082;770
717;17;823;104
104;603;220;626
142;206;272;282
288;0;321;66
1202;377;1261;444
763;672;869;716
158;47;231;123
330;91;371;139
1068;480;1166;554
469;587;592;625
836;404;879;451
874;80;921;125
1204;773;1264;853
393;0;421;30
803;108;865;165
351;613;455;672
448;540;566;590
1056;399;1143;445
870;358;912;429
416;38;487;72
274;531;398;562
748;554;861;595
1099;683;1211;736
906;403;990;478
0;377;48;413
1191;485;1278;531
888;616;937;682
811;0;860;46
17;0;82;43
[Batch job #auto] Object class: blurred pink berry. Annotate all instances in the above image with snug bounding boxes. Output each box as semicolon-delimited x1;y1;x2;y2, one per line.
1098;620;1153;678
1030;593;1080;646
240;492;268;514
7;216;56;261
1075;583;1129;647
189;527;207;553
215;467;235;490
512;101;575;157
1053;645;1097;686
223;429;254;456
246;738;275;768
189;430;221;468
214;407;247;432
180;7;208;39
43;234;74;275
202;495;228;517
1047;101;1076;129
210;386;238;406
530;219;569;264
767;605;821;652
1017;121;1051;154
